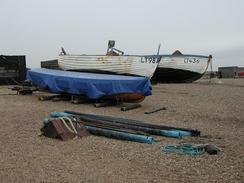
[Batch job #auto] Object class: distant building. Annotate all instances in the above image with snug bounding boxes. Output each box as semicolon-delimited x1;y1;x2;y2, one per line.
237;67;244;78
0;55;26;85
218;66;244;78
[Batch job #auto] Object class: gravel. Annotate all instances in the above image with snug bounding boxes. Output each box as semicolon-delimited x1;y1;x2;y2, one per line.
0;79;243;183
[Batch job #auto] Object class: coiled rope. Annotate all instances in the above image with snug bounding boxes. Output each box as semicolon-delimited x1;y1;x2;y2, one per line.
161;143;205;155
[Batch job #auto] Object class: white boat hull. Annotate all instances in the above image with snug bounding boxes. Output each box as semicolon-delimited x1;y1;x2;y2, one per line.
58;55;160;78
159;55;210;74
153;55;211;83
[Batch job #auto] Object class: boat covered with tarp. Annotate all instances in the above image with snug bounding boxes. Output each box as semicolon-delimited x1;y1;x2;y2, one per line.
27;68;152;102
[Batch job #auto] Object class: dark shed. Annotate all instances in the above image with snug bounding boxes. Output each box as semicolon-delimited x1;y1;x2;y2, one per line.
218;66;238;78
0;55;26;85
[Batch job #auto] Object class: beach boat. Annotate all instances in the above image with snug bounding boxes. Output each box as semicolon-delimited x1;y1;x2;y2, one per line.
152;50;212;83
27;68;152;103
58;41;161;78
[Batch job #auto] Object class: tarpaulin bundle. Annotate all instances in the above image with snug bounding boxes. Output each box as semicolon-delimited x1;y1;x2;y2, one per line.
51;111;200;138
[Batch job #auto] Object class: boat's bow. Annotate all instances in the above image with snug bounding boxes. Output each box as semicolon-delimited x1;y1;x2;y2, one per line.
153;53;212;83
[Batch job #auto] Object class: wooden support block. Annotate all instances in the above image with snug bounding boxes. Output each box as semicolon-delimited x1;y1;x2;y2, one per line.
51;95;71;102
94;100;120;108
71;95;88;104
94;102;110;107
39;95;58;101
121;103;141;111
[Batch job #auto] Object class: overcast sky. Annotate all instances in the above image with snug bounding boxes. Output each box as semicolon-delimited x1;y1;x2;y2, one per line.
0;0;243;70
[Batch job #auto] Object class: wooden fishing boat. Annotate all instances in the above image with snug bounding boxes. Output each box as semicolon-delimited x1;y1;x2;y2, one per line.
58;55;160;78
152;50;212;83
58;41;161;78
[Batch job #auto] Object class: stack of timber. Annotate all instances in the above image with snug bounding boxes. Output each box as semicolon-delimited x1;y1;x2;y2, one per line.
40;111;201;143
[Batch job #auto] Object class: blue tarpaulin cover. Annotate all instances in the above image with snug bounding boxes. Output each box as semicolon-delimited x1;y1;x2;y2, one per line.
27;68;152;99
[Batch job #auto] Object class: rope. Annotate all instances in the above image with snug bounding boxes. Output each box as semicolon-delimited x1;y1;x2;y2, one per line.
59;117;78;139
161;143;205;155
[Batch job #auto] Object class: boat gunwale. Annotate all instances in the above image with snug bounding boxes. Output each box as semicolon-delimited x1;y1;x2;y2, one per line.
160;54;210;59
59;54;209;59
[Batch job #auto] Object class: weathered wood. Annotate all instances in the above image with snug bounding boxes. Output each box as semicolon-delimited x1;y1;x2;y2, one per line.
121;103;141;111
71;95;88;104
94;101;119;108
39;95;60;101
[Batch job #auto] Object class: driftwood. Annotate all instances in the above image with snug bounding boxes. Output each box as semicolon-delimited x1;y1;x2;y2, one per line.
144;107;167;114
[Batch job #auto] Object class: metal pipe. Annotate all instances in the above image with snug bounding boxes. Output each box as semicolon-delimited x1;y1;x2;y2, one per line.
85;126;155;144
51;111;199;137
63;111;200;136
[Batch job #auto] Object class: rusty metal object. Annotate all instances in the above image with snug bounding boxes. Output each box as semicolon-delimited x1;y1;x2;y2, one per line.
41;118;89;141
106;40;124;55
41;119;75;141
52;119;76;140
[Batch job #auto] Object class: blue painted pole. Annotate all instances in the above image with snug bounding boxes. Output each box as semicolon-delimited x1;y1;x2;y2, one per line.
85;126;155;144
